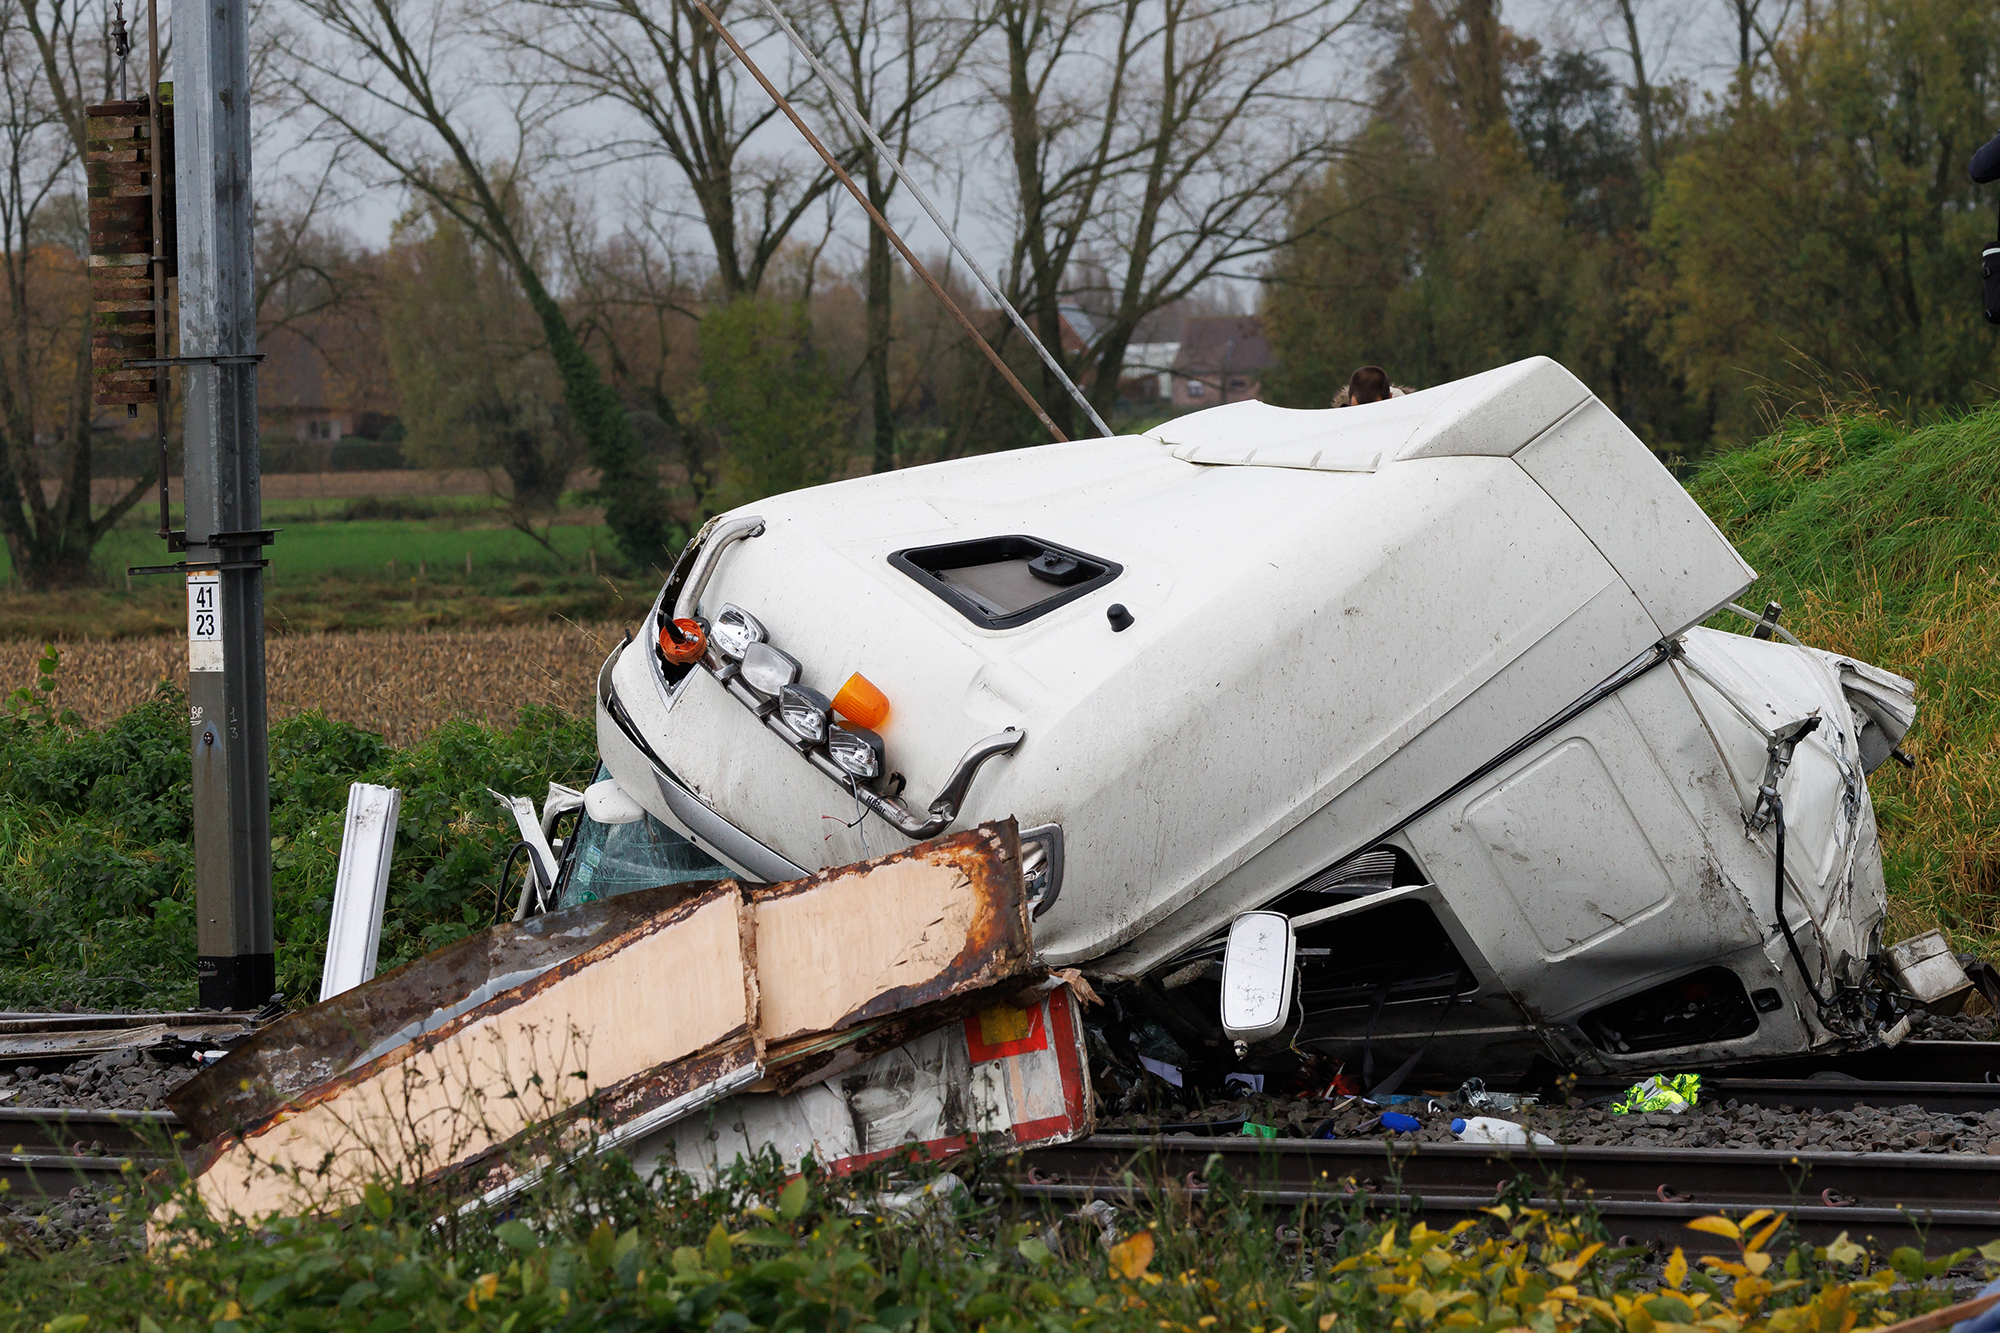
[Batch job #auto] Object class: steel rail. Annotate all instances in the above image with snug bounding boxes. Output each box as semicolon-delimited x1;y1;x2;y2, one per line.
0;1152;159;1198
1709;1041;2000;1084
0;1107;182;1157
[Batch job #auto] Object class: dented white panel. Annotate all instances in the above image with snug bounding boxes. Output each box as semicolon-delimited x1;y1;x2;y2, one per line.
1464;738;1675;960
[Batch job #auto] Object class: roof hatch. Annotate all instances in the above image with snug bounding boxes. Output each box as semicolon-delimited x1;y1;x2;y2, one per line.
890;535;1121;630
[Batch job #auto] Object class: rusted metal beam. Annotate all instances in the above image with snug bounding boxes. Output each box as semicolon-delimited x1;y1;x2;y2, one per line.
163;820;1038;1226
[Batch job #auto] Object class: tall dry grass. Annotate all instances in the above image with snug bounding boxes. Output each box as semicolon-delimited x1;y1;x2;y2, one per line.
0;622;627;746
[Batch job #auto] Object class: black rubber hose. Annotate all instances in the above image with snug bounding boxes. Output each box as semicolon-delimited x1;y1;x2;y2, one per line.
497;841;533;925
1770;794;1836;1014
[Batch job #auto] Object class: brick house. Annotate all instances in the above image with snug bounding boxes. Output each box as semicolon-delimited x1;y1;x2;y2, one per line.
1170;316;1272;409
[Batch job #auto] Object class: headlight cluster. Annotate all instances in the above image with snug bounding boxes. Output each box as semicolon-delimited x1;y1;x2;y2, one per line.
708;602;890;785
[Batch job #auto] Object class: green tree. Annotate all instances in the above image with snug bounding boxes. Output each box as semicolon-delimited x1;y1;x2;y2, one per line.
1264;2;1702;447
383;203;585;543
1263;0;1573;408
282;0;679;570
1644;0;2000;440
694;300;853;507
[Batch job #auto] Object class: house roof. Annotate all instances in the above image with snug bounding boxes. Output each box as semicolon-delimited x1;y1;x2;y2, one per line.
1172;316;1272;375
257;317;399;418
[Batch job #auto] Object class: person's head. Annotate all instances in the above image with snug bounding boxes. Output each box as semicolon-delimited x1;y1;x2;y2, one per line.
1346;365;1391;406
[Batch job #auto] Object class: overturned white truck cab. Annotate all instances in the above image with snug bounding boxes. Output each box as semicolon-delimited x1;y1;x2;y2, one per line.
588;356;1918;1094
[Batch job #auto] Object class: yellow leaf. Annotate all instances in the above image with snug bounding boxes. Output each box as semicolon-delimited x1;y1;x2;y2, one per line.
464;1272;499;1310
1748;1215;1786;1254
1379;1226;1399;1256
1318;1318;1336;1332
1824;1234;1867;1267
1686;1217;1743;1240
1665;1248;1689;1290
1743;1252;1772;1277
1741;1209;1773;1232
1109;1229;1156;1280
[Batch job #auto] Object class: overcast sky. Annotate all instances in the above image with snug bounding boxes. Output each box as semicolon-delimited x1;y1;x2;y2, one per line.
249;0;1765;303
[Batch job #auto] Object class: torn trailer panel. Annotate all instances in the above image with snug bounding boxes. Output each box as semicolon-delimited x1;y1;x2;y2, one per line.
581;353;1917;1089
640;984;1092;1187
162;822;1041;1227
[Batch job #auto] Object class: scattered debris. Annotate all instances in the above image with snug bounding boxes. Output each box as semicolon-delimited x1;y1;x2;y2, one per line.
1887;931;1977;1016
1450;1115;1555;1146
320;782;400;1002
1611;1073;1702;1115
1105;1090;2000;1156
0;1012;256;1066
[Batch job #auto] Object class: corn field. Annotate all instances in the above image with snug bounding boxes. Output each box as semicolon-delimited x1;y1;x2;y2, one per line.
0;623;626;745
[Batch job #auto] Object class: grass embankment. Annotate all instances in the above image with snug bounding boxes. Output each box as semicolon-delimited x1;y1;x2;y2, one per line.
1686;404;2000;950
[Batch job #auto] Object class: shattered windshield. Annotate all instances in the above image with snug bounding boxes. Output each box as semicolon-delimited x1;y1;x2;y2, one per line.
555;808;731;910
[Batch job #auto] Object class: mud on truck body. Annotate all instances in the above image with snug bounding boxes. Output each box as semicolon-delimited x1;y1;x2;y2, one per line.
575;355;1916;1100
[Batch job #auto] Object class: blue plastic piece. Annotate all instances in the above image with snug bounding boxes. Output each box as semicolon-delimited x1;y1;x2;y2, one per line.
1450;1118;1468;1134
1379;1112;1421;1133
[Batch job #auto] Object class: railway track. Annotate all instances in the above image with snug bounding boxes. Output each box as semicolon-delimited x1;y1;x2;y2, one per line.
0;1107;180;1198
1004;1044;2000;1249
1006;1134;2000;1249
3;1030;2000;1232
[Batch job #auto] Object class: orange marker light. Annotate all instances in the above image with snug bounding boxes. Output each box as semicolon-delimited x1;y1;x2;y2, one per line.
832;672;890;729
658;617;708;665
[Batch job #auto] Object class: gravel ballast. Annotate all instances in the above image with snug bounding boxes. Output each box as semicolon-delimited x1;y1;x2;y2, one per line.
1100;1089;2000;1154
0;1048;198;1112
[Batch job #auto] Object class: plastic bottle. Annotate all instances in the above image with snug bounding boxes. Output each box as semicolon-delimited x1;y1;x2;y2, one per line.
1450;1116;1555;1146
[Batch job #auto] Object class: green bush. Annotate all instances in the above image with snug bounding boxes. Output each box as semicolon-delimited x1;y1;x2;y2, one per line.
3;1144;1986;1331
0;664;595;1011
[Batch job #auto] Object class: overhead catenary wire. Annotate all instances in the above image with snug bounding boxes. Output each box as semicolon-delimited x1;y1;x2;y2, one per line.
720;0;1114;440
691;4;1071;443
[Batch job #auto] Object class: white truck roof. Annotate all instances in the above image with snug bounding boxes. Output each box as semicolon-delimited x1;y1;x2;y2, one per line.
608;356;1756;969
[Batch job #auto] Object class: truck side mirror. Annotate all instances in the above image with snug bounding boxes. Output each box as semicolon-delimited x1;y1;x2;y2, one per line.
1220;910;1296;1055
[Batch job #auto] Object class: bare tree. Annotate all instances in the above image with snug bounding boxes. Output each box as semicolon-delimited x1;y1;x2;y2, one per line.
274;0;678;566
0;0;154;587
810;0;987;472
989;0;1366;433
513;0;852;301
1720;0;1795;88
1606;0;1659;173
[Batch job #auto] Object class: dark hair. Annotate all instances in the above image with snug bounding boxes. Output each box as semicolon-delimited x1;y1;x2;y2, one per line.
1347;365;1391;405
